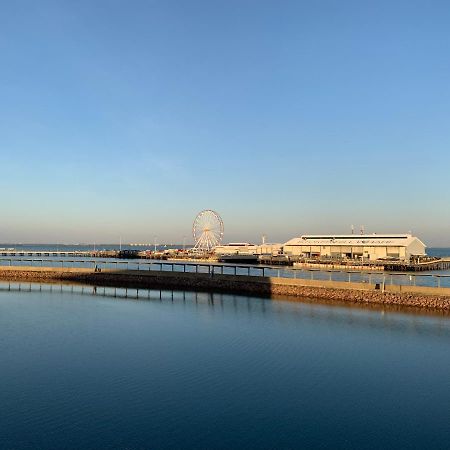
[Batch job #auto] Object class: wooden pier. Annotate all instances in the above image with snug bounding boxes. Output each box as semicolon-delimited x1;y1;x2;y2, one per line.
275;256;450;272
0;265;450;311
0;250;137;259
384;258;450;272
0;250;93;257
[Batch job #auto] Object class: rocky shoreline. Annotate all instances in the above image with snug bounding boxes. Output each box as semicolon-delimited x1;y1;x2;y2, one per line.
0;266;449;312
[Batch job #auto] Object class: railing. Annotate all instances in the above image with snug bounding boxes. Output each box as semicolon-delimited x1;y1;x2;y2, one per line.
0;281;214;303
0;257;450;288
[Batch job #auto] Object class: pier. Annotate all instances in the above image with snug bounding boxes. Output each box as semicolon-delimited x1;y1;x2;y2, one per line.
0;250;92;257
384;258;450;271
1;257;450;287
288;257;450;272
1;250;449;272
0;260;449;311
0;266;449;310
0;250;134;258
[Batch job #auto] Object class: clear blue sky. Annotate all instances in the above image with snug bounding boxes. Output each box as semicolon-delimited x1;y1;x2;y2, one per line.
1;0;449;245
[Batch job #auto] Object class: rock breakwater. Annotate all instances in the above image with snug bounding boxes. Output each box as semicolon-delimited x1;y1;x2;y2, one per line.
0;266;449;311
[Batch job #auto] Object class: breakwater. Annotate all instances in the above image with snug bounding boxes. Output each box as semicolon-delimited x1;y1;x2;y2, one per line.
1;266;450;311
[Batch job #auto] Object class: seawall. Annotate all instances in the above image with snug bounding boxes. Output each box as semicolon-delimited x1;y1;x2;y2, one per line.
1;266;450;311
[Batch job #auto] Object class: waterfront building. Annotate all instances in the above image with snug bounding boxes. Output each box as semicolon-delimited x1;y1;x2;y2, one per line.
214;243;282;256
214;243;257;255
282;234;426;262
214;242;283;263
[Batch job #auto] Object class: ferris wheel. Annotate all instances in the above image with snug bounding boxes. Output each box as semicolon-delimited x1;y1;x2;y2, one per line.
193;210;224;252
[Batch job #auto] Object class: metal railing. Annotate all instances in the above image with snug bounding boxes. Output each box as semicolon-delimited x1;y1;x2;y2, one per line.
0;257;450;289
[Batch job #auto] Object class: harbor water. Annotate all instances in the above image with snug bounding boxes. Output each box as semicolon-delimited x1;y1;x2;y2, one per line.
0;283;449;449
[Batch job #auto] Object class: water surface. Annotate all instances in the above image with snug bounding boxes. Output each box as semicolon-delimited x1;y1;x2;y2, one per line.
0;284;449;449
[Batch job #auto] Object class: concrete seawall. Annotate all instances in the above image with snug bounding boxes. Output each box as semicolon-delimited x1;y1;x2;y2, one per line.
1;266;450;311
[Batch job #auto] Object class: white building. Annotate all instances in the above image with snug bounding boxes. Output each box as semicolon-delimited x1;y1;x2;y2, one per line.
214;242;282;256
214;243;258;256
283;234;426;262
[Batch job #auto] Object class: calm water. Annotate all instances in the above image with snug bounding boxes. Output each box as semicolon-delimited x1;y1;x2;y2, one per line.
0;284;449;449
428;247;450;258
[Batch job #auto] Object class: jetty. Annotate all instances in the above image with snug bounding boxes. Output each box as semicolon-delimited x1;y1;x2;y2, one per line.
0;249;138;259
0;262;449;311
384;258;450;272
272;256;450;272
0;250;93;257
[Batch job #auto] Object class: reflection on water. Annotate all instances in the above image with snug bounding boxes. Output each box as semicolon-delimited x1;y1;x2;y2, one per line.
1;281;449;338
0;282;449;449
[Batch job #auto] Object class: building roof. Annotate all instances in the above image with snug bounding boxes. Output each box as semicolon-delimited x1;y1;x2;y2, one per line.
283;234;426;248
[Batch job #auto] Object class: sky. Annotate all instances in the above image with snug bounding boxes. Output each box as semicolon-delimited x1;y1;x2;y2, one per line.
1;0;449;246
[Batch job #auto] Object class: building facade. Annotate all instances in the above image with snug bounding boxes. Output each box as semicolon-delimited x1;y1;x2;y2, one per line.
283;234;426;262
214;242;282;256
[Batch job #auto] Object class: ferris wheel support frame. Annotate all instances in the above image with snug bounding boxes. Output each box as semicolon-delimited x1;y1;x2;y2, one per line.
192;209;224;252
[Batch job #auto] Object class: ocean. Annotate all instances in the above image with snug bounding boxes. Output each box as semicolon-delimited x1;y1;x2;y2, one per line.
0;284;449;449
